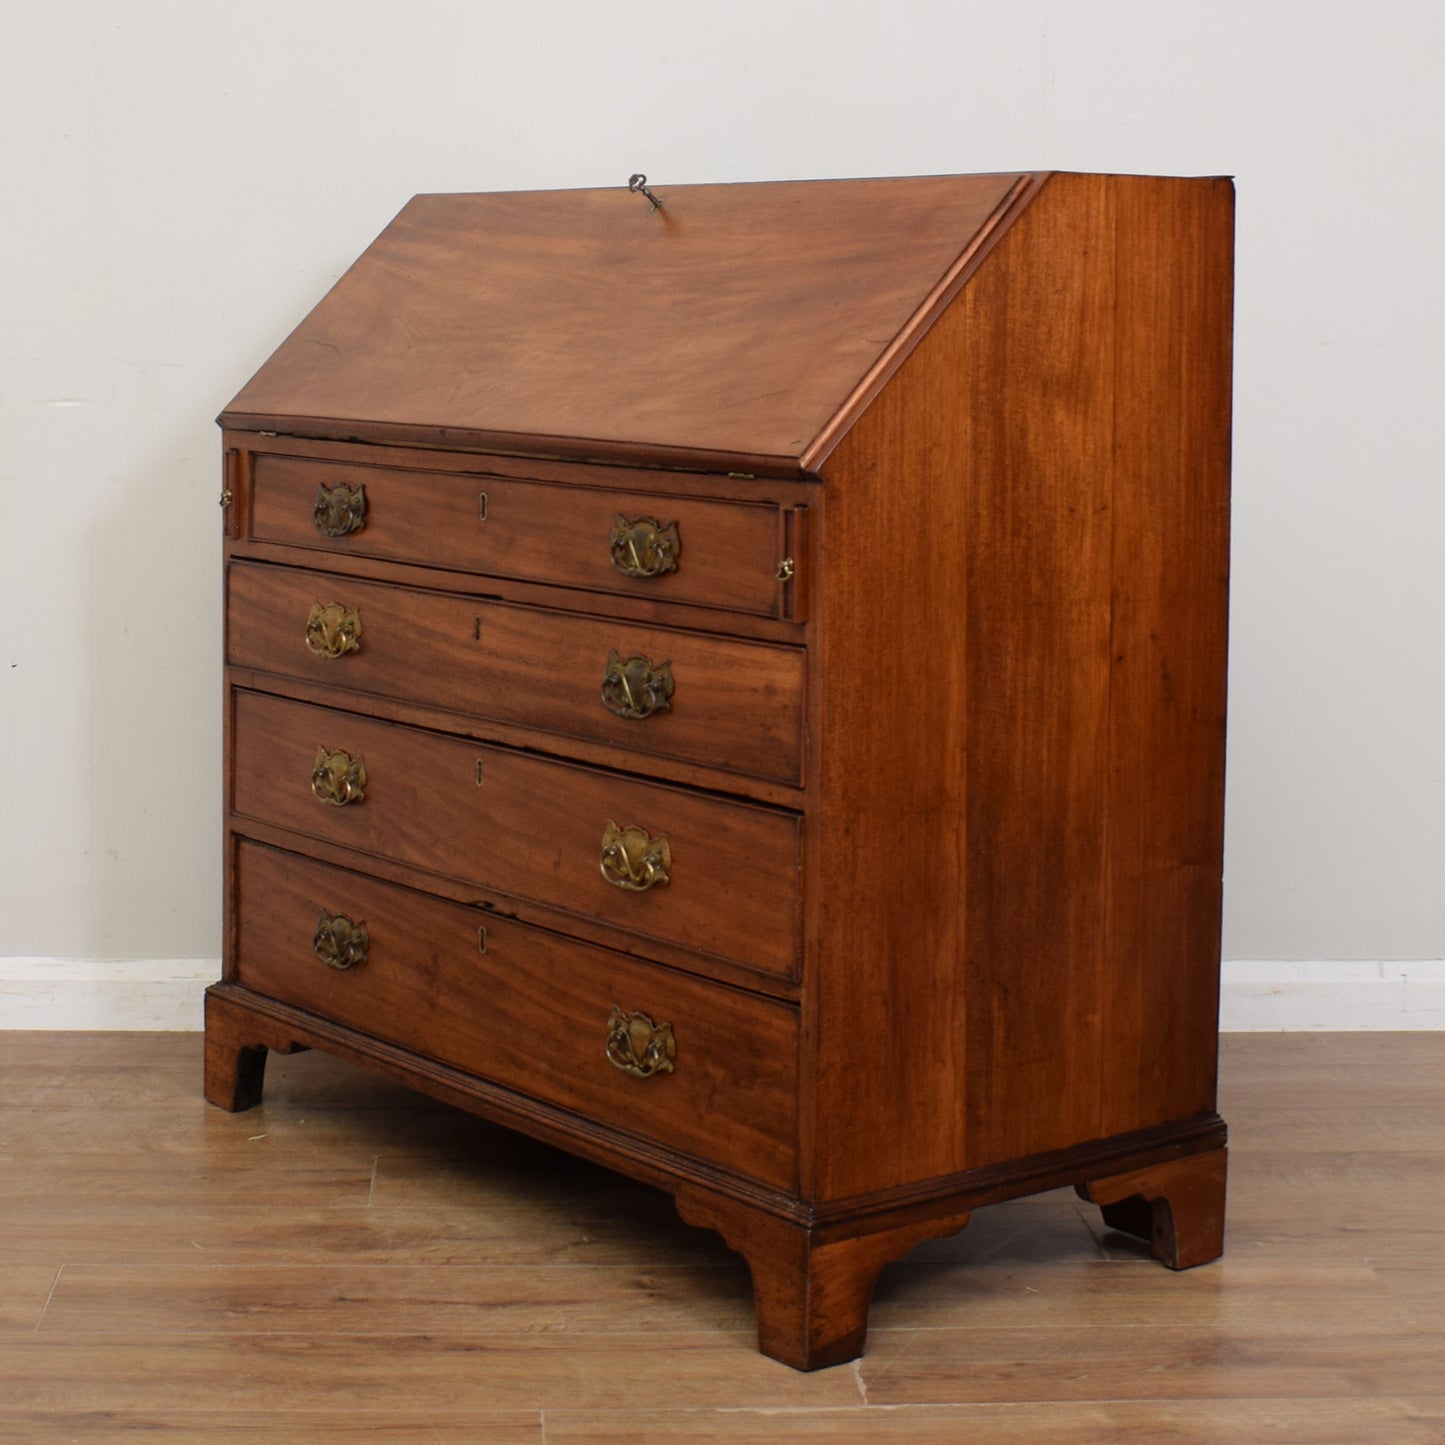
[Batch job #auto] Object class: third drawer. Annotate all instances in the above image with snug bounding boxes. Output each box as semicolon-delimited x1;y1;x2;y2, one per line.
231;690;802;978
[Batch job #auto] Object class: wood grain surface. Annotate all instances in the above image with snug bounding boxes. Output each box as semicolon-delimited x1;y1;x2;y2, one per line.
229;690;803;976
221;174;1030;471
228;840;800;1189
805;172;1233;1199
1;1032;1441;1442
227;560;806;786
247;451;790;615
214;171;1236;1370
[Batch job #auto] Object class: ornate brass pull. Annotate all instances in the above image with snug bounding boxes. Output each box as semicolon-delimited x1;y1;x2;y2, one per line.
311;747;367;807
610;514;680;579
600;649;674;720
305;601;362;659
313;911;369;970
599;820;671;892
606;1006;676;1078
314;482;366;537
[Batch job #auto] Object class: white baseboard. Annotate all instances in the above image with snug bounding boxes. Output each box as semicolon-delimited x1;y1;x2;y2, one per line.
2;958;1444;1032
0;958;215;1031
1219;959;1445;1030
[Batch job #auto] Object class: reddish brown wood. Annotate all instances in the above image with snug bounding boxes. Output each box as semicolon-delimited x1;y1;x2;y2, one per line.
1079;1146;1228;1269
202;987;307;1112
951;174;1116;1170
1098;176;1234;1135
806;173;1116;1198
806;172;1232;1200
248;452;789;616
674;1189;972;1371
236;428;820;508
226;560;806;785
229;815;805;1003
222;175;1027;472
212;171;1233;1370
229;690;801;976
233;840;799;1189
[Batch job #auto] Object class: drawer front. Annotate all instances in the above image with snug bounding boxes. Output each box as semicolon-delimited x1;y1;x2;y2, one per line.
228;562;804;786
250;453;784;615
231;692;801;976
233;841;799;1190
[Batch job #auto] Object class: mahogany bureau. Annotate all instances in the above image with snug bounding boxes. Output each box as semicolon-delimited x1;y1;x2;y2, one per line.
206;171;1234;1369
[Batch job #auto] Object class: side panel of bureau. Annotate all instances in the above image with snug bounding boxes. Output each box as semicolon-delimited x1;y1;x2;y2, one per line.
1094;175;1232;1136
806;173;1232;1201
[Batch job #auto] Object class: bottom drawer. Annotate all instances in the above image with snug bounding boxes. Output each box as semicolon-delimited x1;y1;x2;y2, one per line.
232;840;799;1191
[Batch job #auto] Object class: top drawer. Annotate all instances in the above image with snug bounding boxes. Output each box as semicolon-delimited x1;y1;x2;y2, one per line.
248;453;786;615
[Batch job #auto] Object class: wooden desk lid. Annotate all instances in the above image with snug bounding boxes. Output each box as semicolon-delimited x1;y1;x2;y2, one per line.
222;172;1038;475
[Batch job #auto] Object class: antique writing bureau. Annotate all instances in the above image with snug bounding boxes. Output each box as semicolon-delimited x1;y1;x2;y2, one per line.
206;171;1234;1370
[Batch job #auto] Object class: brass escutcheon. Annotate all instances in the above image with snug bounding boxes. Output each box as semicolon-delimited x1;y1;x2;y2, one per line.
600;649;674;720
313;482;366;537
610;514;680;579
599;820;671;892
313;911;369;970
311;746;367;807
305;601;362;659
605;1005;676;1078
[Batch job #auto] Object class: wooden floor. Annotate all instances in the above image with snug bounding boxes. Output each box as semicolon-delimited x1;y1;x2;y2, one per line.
1;1033;1442;1442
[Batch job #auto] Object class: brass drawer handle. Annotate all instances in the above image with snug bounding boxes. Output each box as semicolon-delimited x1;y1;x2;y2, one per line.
606;1006;676;1078
600;649;674;720
313;482;366;537
599;820;671;891
313;911;369;970
311;747;367;806
610;514;680;579
305;601;362;659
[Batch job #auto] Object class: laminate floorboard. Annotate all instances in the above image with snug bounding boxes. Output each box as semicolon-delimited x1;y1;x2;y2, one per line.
1;1032;1442;1442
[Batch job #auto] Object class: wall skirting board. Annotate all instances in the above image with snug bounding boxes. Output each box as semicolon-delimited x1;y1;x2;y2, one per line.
1220;960;1445;1031
0;959;218;1031
1;958;1444;1032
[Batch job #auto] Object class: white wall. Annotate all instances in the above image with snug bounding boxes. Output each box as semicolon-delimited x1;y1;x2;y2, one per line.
2;1;1443;1024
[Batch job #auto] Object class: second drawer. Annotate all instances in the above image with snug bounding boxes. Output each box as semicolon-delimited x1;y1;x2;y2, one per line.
228;561;804;786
